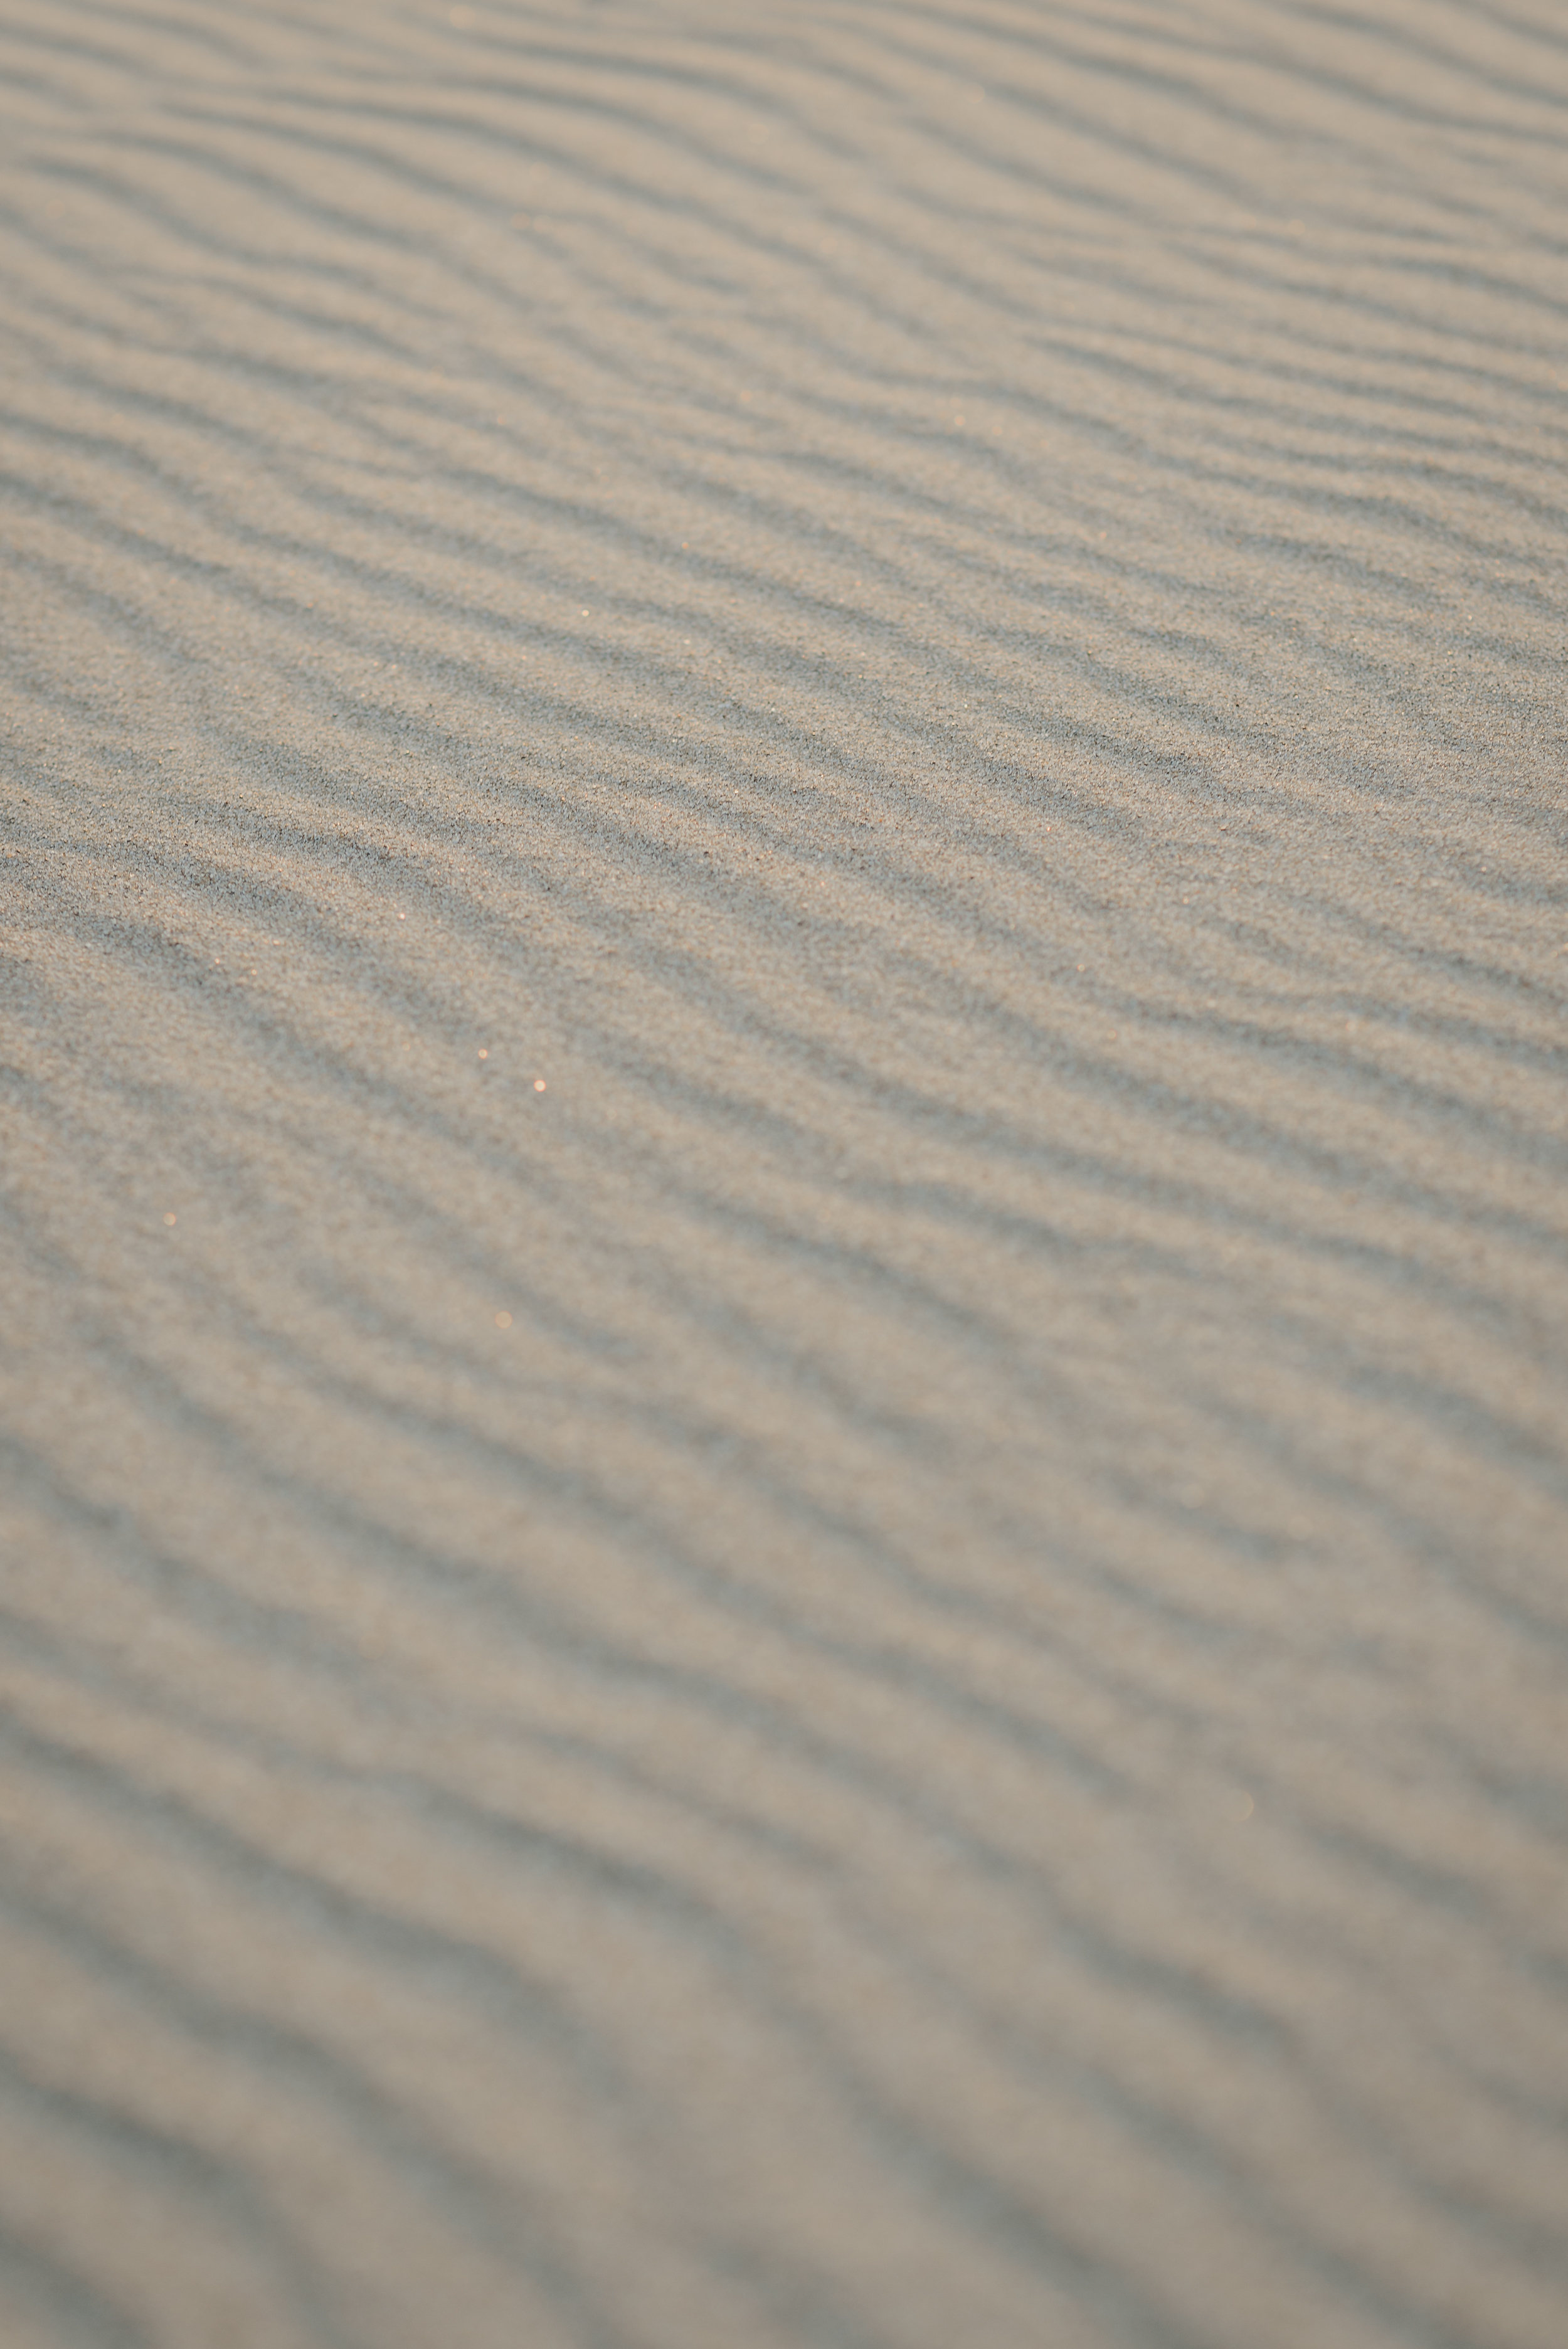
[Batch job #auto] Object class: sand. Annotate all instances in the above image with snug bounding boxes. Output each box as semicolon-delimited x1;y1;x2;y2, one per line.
1;1;1565;2343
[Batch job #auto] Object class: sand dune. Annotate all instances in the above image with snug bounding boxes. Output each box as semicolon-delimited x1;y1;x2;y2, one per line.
2;2;1566;2343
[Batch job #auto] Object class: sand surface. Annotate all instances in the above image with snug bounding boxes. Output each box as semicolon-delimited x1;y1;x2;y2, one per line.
2;2;1567;2343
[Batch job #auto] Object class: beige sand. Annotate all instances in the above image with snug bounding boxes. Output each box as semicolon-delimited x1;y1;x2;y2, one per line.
1;2;1565;2343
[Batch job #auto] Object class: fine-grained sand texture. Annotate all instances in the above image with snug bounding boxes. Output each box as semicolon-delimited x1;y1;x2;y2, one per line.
2;3;1566;2345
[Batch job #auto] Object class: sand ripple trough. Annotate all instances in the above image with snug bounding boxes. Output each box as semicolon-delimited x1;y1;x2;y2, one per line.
1;3;1566;2344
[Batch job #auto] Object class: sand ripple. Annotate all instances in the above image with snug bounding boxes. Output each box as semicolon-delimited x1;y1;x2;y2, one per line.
1;3;1566;2344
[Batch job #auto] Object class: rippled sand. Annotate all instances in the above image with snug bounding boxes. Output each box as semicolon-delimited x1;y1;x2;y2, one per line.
2;3;1566;2344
